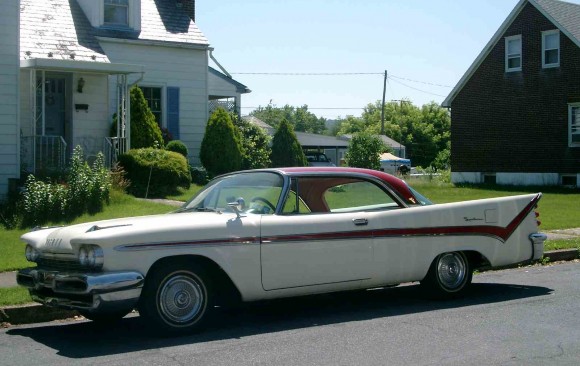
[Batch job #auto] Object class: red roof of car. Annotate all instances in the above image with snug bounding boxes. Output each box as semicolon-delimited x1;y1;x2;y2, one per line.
276;167;417;204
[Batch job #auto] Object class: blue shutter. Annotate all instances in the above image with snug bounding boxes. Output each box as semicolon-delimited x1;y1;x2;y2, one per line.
166;87;180;140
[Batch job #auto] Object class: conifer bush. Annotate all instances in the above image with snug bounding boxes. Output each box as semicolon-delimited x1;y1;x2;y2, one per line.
200;108;243;177
270;119;307;167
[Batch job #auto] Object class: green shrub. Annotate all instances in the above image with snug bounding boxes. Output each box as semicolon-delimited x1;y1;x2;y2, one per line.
345;133;388;170
18;146;111;227
270;119;307;167
166;140;188;158
118;148;191;197
190;166;209;185
110;86;163;149
232;114;271;169
200;108;243;177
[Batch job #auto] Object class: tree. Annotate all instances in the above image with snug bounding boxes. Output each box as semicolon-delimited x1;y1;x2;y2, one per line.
200;108;243;177
231;114;272;169
270;119;307;167
335;99;451;168
251;104;327;134
127;86;164;149
345;132;388;170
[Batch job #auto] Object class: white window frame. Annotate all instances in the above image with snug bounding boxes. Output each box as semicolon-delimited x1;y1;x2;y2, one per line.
569;103;580;147
139;85;166;128
542;30;560;68
505;35;522;72
104;0;129;26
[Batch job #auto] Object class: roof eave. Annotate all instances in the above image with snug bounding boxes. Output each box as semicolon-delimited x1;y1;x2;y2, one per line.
20;58;145;74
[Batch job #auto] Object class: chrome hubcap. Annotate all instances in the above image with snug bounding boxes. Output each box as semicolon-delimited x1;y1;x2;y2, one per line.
159;274;204;324
437;253;466;290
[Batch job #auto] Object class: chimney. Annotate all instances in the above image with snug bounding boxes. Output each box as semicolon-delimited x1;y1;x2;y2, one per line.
177;0;195;22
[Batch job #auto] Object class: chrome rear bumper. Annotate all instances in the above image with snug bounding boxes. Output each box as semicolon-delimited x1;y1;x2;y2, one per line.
17;268;144;313
529;233;547;260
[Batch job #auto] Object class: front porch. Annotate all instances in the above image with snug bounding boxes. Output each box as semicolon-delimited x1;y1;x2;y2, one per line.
19;58;143;174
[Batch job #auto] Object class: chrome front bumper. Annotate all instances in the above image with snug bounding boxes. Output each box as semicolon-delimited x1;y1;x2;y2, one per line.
17;268;144;313
529;233;547;260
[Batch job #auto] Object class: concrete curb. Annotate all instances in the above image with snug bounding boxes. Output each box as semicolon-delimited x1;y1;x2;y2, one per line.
1;249;579;328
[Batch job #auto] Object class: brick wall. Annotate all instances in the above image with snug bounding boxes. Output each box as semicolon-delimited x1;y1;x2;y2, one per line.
451;2;580;173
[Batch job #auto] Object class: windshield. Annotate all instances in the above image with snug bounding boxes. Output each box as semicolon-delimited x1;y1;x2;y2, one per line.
179;172;285;215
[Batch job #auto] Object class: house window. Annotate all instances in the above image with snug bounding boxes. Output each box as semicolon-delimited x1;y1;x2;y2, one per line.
569;103;580;147
542;30;560;68
561;175;577;187
104;0;129;26
505;35;522;72
140;87;163;126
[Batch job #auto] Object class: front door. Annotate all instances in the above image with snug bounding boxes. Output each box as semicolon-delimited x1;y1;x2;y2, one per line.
43;77;66;137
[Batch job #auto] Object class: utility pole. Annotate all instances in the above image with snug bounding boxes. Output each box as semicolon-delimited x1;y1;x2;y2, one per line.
380;70;387;135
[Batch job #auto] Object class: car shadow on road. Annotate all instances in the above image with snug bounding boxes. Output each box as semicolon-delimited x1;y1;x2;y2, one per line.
7;282;552;359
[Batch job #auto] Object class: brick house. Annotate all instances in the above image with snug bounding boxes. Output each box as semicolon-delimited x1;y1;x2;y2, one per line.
442;0;580;187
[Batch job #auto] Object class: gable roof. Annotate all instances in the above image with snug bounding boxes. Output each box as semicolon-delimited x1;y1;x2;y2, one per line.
442;0;580;108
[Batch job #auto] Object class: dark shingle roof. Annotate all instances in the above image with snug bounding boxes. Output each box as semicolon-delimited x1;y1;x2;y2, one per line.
534;0;580;43
20;0;108;62
96;0;208;45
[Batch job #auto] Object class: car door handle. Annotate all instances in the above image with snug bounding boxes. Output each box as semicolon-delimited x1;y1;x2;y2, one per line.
352;218;368;226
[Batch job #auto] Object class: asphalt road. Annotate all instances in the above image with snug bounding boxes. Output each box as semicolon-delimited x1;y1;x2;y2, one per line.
1;262;579;366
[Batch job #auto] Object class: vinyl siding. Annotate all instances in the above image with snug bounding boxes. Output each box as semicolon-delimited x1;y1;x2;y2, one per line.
100;41;209;164
0;0;20;197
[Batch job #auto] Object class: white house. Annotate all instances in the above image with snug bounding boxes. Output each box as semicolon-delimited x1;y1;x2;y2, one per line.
1;0;249;198
0;0;20;198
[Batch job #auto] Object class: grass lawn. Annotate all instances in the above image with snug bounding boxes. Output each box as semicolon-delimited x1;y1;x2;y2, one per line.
408;179;580;231
0;287;32;307
0;190;178;272
165;184;203;202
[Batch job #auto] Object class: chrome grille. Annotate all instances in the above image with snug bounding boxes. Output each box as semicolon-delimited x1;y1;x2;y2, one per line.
37;258;98;273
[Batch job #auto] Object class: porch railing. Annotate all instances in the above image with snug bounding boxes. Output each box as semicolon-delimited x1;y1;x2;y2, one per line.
21;135;67;173
209;100;237;114
104;137;127;168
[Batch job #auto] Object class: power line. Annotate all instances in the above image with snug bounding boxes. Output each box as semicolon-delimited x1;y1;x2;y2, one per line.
387;77;448;98
388;74;452;88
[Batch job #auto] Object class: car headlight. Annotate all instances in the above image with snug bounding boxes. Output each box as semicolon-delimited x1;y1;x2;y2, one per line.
25;245;40;262
77;245;104;269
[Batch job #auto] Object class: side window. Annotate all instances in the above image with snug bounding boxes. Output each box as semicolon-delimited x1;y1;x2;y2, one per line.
282;190;311;214
104;0;129;26
505;35;522;72
324;180;399;212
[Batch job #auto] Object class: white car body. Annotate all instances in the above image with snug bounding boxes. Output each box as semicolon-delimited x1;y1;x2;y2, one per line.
17;167;546;333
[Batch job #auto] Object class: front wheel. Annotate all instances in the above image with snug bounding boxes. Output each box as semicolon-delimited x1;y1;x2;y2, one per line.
139;261;215;334
421;252;472;299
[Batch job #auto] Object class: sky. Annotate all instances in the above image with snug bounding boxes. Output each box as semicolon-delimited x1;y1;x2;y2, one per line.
195;0;568;119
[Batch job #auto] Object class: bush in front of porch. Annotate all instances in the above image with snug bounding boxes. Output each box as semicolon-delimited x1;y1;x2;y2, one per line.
118;147;191;198
0;146;112;229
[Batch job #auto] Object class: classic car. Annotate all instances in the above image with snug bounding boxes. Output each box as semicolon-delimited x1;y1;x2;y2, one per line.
17;167;547;334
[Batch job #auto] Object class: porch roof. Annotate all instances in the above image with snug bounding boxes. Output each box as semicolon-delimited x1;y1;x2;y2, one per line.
20;58;145;75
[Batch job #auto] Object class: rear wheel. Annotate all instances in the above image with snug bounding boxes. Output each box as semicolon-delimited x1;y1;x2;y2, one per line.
421;252;472;299
139;260;215;334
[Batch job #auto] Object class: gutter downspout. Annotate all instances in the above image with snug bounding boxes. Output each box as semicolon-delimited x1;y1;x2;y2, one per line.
209;48;231;78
